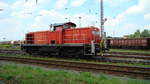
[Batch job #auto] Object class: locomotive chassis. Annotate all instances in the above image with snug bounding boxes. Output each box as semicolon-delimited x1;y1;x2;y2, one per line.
21;44;100;57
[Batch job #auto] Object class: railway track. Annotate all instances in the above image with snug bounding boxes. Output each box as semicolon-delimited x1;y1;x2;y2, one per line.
103;54;150;60
0;49;150;64
0;49;150;59
0;49;22;54
0;56;150;80
108;52;150;56
97;53;150;64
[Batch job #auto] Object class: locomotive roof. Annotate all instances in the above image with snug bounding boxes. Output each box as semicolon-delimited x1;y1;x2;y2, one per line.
51;22;76;27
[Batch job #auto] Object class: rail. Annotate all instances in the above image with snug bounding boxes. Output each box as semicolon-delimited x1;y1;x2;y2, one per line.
0;56;149;80
0;49;150;64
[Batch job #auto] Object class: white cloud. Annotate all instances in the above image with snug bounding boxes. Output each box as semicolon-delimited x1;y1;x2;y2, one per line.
0;1;8;9
32;9;99;30
104;0;150;37
1;0;150;40
0;18;27;41
0;1;8;14
11;0;50;19
11;11;33;19
125;0;150;15
11;0;37;18
105;13;126;27
71;13;99;27
116;24;140;36
106;0;131;6
12;0;36;11
55;0;68;9
71;0;87;7
144;13;150;21
31;9;66;29
106;0;150;27
96;0;131;6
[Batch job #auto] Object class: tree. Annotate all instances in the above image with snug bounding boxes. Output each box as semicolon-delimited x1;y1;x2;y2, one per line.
133;29;141;38
141;29;150;37
124;34;134;38
124;29;150;38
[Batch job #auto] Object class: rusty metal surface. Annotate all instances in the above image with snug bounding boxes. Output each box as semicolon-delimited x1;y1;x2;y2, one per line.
108;38;150;49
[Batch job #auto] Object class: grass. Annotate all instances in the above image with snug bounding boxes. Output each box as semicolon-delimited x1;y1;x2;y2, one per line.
110;49;150;55
0;53;150;68
0;44;20;50
0;62;149;84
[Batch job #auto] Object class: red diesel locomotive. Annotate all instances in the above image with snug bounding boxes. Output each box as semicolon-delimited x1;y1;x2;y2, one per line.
21;22;102;57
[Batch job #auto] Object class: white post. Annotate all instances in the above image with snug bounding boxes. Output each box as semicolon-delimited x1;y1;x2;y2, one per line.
91;40;95;54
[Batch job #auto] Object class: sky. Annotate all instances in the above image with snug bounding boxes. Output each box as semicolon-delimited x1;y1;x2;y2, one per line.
0;0;150;41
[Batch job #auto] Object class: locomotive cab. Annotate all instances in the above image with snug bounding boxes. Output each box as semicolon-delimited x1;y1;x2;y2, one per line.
50;22;76;31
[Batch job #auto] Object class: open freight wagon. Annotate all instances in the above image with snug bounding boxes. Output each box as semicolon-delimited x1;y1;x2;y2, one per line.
107;38;150;49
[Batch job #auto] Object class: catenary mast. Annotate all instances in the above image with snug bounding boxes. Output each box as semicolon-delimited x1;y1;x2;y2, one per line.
100;0;104;39
100;0;107;50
